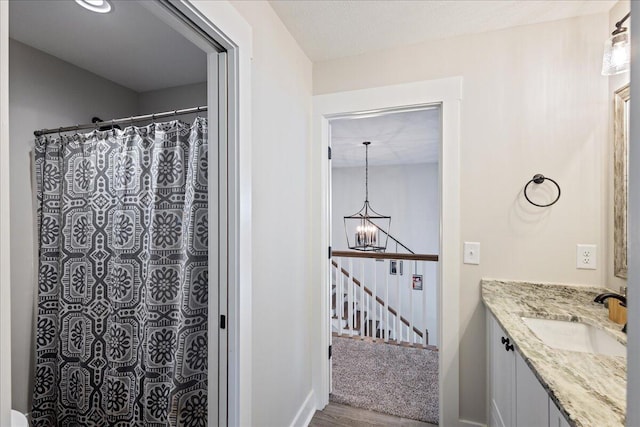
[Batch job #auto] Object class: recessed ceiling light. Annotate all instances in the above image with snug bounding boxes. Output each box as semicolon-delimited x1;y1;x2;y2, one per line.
75;0;112;14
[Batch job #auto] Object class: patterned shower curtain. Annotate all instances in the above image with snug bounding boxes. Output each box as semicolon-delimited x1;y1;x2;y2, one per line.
31;118;209;426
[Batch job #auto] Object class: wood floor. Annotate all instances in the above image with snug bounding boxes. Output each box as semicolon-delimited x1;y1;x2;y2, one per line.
309;403;437;427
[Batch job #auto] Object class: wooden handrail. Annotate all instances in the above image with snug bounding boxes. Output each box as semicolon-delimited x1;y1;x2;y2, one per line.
332;260;424;339
333;250;438;262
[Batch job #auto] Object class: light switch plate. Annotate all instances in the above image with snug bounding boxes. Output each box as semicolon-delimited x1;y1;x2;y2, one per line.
576;244;597;270
464;242;480;265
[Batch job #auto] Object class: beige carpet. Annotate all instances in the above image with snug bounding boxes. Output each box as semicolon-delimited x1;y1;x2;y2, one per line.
330;336;439;424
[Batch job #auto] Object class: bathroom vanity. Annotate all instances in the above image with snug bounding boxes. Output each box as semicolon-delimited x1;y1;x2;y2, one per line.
482;280;626;427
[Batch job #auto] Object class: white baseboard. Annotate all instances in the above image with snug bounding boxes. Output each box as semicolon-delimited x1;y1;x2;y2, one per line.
289;390;316;427
460;418;487;427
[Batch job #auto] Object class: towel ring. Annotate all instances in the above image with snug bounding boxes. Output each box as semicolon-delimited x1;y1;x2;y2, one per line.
524;174;561;207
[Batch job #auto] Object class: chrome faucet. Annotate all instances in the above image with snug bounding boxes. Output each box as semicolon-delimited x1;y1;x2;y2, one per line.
594;292;627;333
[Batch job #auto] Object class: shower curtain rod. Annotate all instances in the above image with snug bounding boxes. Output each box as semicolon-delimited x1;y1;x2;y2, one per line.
33;105;208;137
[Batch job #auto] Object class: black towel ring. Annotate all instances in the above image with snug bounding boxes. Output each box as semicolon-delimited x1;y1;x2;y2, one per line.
524;174;561;207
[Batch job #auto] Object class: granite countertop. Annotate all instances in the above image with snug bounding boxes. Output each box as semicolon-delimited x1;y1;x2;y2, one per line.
481;280;626;427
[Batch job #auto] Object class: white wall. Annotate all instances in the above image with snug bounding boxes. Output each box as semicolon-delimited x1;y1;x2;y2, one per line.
8;39;139;414
332;163;439;344
607;0;630;293
315;14;609;424
228;2;314;426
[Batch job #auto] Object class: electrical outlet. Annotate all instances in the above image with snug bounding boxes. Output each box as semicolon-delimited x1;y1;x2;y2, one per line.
576;244;597;270
464;242;480;265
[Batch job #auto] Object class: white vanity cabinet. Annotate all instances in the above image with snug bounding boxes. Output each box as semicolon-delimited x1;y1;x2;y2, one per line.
488;311;515;427
515;350;550;427
488;311;563;427
549;399;571;427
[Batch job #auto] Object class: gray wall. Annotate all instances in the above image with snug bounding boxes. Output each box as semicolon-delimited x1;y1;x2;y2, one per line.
8;39;206;414
138;82;207;125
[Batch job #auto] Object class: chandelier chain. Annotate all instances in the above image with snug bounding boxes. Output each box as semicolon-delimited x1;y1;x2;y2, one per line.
364;141;370;203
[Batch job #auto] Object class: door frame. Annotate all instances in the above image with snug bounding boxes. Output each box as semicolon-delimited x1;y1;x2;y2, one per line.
627;3;640;425
0;1;253;425
311;77;462;426
0;2;11;425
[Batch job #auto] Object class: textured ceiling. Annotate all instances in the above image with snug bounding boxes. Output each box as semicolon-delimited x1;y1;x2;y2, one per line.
9;0;207;93
269;0;616;62
331;108;440;168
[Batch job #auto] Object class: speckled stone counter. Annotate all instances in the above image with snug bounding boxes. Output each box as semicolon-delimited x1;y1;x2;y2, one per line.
481;280;626;427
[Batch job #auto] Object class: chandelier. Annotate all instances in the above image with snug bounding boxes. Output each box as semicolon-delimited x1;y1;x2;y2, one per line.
343;141;391;252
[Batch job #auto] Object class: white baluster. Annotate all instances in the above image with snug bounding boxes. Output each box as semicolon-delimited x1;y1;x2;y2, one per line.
337;258;343;336
409;261;414;344
360;259;364;339
348;258;354;337
372;258;376;339
384;260;389;343
396;259;400;343
423;261;427;347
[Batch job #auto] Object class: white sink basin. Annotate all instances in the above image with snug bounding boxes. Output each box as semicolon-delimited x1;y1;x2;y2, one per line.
521;317;626;357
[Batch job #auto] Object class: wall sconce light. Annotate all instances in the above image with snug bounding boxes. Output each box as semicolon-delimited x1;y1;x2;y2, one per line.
602;12;630;76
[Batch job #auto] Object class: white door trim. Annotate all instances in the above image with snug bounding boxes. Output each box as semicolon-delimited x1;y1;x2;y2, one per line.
311;76;463;426
0;1;12;425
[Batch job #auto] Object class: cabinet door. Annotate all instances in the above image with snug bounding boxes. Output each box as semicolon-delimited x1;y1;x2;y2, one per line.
549;398;570;427
488;314;515;427
515;350;549;427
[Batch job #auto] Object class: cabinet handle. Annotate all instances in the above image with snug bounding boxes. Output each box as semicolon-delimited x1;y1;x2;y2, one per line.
501;336;508;345
505;342;514;352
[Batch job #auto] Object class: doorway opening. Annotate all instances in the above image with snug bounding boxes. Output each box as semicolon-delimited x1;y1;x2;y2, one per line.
313;76;462;426
328;106;441;424
6;1;239;425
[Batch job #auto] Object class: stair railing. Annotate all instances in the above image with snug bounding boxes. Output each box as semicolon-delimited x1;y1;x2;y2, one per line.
331;251;438;347
365;220;415;254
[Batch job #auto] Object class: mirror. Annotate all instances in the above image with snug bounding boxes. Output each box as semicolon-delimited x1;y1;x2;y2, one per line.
614;83;629;279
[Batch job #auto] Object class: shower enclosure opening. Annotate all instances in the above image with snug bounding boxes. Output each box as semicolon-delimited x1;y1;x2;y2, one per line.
7;0;231;425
